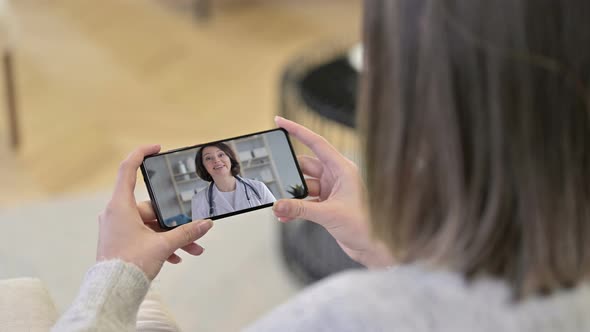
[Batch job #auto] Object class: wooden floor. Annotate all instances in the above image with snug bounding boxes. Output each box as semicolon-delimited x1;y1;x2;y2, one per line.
0;0;360;206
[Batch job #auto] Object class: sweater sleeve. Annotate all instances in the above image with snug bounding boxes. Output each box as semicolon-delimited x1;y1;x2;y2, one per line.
52;260;151;332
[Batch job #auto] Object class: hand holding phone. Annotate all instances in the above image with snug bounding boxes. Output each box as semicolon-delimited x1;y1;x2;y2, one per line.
141;128;308;229
273;117;395;268
97;145;213;280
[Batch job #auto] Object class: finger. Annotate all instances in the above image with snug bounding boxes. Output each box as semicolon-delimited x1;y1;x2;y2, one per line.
305;178;320;197
298;155;323;178
113;145;161;203
138;201;157;222
144;219;164;232
167;253;182;264
162;220;214;251
276;198;321;222
272;198;322;221
275;116;342;168
181;242;205;256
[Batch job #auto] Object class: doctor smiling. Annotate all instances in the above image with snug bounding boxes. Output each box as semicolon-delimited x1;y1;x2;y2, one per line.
191;142;276;220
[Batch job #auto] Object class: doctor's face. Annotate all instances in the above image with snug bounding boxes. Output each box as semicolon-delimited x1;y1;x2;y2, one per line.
202;146;232;178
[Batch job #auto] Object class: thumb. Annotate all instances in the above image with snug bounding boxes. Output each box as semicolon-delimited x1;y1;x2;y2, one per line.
162;220;214;251
272;199;319;221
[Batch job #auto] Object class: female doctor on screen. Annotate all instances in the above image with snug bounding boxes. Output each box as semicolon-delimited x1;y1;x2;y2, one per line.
191;142;276;219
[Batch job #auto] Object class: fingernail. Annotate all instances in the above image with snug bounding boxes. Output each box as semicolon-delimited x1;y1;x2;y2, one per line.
197;220;214;232
273;201;287;214
274;115;284;123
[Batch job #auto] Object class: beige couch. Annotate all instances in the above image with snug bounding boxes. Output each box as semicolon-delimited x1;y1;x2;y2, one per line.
0;278;181;332
0;278;58;331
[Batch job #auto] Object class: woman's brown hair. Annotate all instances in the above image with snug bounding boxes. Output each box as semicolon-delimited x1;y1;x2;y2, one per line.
194;142;241;182
360;0;590;297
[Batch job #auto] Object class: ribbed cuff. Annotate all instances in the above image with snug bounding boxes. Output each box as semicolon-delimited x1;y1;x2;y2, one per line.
82;260;151;316
53;260;151;331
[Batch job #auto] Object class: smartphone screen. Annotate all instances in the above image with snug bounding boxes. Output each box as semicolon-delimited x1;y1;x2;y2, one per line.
141;128;308;229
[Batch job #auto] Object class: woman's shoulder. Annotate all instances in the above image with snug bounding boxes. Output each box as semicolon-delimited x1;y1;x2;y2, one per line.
247;265;508;332
249;264;590;332
296;264;510;309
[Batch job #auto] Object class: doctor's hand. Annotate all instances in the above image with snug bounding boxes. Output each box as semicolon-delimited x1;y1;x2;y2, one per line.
96;145;214;280
273;117;394;268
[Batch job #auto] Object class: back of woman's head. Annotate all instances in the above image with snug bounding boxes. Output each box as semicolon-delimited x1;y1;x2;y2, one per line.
360;0;590;297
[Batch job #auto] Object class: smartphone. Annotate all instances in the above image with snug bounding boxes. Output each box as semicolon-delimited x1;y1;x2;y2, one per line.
140;128;308;229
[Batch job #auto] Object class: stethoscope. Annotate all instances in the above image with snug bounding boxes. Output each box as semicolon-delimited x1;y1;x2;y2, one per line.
207;176;261;217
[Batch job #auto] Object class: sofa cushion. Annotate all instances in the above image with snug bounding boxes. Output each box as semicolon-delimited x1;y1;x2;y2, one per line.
0;278;58;332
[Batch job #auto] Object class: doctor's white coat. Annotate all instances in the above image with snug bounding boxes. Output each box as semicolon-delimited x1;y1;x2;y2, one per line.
191;177;276;220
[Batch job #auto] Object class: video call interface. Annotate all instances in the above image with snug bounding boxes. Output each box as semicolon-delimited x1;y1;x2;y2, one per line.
143;130;305;227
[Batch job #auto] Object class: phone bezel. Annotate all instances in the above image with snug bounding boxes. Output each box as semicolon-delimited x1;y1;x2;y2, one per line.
140;128;308;229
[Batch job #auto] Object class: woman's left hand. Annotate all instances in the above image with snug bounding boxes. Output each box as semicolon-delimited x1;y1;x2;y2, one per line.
96;145;214;280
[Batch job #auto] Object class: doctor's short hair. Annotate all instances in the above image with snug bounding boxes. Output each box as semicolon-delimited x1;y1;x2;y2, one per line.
194;142;241;182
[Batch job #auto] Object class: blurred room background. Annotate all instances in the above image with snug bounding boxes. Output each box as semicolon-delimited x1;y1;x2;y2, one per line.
0;0;361;330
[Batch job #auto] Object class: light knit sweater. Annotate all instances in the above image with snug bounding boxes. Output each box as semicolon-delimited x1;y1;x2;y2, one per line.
53;260;590;331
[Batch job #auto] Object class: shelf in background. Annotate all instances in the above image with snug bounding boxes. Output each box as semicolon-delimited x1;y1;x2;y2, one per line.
173;171;197;177
243;162;271;169
179;186;207;202
235;135;262;144
176;177;201;184
167;148;198;156
242;156;269;164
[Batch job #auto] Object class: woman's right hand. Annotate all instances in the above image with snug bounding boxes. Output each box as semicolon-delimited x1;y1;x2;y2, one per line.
273;116;394;268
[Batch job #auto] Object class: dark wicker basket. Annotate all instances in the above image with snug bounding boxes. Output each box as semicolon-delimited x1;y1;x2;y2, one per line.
278;44;363;285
